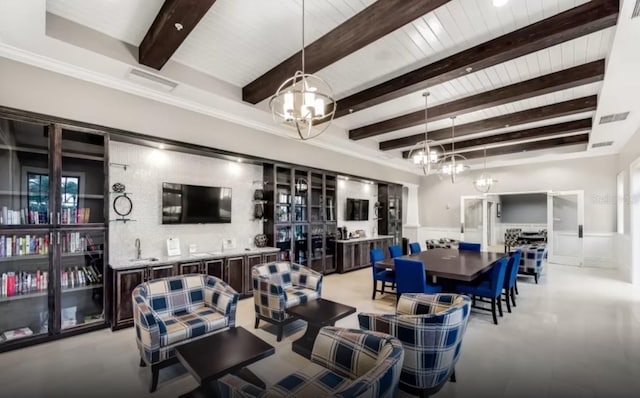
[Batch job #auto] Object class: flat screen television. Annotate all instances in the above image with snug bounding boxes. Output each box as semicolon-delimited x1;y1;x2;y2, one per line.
162;182;232;224
346;198;369;221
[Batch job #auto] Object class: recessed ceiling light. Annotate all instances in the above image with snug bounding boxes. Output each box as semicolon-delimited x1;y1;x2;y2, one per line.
158;143;165;150
237;158;243;163
493;0;509;7
174;23;183;31
465;67;473;73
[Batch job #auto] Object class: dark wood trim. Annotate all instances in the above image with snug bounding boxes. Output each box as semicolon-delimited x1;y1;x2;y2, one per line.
381;96;597;150
139;0;217;70
242;0;451;104
452;133;589;160
402;118;592;157
334;0;618;118
350;60;604;140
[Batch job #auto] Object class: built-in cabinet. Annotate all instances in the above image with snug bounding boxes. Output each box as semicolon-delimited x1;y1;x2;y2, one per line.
0;117;108;353
110;250;278;330
336;237;393;273
377;184;403;246
263;164;337;274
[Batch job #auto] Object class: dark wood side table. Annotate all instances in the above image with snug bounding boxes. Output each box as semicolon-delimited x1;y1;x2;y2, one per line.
175;327;274;397
286;298;357;358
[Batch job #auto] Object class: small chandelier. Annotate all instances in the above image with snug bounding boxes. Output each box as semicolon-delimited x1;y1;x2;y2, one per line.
438;116;469;183
407;92;444;175
269;0;336;140
473;147;498;193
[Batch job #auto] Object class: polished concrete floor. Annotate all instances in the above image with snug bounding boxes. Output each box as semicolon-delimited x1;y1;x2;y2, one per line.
1;264;639;398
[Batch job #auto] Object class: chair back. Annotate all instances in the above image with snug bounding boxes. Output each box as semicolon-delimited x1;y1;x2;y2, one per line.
504;228;522;246
389;245;403;258
137;274;208;317
458;242;481;251
504;250;522;289
252;261;293;288
370;248;385;272
409;242;421;254
487;257;509;298
395;258;427;295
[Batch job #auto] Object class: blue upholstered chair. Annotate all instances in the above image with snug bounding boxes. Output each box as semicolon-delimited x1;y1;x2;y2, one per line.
371;248;395;300
409;242;422;254
455;257;508;325
359;294;472;397
458;241;481;251
389;244;403;258
219;327;405;398
503;250;522;313
395;258;441;301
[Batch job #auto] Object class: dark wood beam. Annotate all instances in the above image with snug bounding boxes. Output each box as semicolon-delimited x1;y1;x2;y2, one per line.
242;0;451;104
382;96;596;150
446;133;590;160
402;119;591;158
335;0;618;118
350;60;604;140
139;0;217;70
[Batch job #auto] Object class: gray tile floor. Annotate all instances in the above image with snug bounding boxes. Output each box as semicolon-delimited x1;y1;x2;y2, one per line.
1;264;639;397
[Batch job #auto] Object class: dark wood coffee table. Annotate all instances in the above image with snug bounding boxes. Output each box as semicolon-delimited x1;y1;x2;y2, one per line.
286;298;357;358
175;327;274;397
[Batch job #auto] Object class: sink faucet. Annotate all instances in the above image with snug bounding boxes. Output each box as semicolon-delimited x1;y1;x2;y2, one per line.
135;238;141;260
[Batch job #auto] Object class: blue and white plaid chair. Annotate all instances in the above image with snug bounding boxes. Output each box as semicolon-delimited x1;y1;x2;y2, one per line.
218;327;404;398
358;293;471;397
252;261;322;341
517;244;548;283
132;274;238;392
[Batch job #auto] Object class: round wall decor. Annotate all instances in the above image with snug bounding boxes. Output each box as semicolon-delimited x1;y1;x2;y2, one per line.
113;194;133;217
254;234;268;247
112;182;126;193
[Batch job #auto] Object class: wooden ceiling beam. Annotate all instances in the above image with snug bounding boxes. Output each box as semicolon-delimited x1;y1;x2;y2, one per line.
335;0;618;118
242;0;451;104
402;118;592;158
139;0;217;70
350;60;604;140
382;96;596;150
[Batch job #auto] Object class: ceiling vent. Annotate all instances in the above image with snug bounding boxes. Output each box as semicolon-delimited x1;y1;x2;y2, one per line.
633;0;640;18
126;68;178;92
591;141;614;148
599;112;630;124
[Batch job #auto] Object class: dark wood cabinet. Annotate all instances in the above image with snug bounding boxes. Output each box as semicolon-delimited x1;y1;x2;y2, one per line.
114;268;146;325
204;259;224;280
148;264;175;280
245;254;263;295
179;262;201;275
263;252;278;263
378;183;403;246
226;257;245;294
336;237;393;273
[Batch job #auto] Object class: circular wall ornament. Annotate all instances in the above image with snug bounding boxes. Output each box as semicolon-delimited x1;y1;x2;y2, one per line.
112;182;126;193
254;234;268;248
113;194;133;217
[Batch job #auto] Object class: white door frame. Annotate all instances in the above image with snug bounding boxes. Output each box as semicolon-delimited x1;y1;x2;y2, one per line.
460;195;486;249
629;157;640;285
547;190;584;266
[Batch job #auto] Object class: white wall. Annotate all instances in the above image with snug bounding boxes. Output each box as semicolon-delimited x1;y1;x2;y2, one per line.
109;141;263;263
336;179;378;237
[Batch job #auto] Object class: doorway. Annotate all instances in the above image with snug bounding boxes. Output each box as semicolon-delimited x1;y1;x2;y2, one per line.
630;157;640;285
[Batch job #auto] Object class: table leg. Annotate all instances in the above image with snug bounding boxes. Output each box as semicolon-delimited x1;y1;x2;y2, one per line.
292;322;325;359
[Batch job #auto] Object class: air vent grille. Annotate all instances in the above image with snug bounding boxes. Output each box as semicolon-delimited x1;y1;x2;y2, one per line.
599;112;630;124
633;0;640;18
591;141;614;148
127;68;178;92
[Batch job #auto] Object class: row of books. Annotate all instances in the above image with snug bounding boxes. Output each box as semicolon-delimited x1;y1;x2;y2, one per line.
0;233;99;258
0;207;48;225
0;207;93;225
0;265;102;297
61;265;103;288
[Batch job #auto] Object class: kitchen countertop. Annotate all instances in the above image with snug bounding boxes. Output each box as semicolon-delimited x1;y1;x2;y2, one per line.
110;247;280;270
334;235;394;243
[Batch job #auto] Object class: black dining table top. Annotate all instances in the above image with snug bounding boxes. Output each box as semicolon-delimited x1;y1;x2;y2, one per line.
376;248;508;282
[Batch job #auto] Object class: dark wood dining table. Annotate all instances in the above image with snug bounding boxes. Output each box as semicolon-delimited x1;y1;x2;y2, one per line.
376;248;508;282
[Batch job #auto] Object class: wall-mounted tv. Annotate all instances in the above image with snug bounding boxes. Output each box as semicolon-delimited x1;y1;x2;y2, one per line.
162;183;232;224
346;198;369;221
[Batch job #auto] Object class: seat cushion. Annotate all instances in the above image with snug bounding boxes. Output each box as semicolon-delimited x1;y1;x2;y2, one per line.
456;281;492;298
270;361;351;397
284;286;320;308
374;269;395;282
158;306;227;346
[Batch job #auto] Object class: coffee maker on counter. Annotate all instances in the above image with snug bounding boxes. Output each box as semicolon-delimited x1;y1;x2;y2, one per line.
338;226;348;240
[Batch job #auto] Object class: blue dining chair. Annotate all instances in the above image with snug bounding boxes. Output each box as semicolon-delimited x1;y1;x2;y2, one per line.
409;242;422;254
455;257;508;325
370;248;395;300
503;250;522;313
388;245;403;258
395;258;441;301
458;242;481;252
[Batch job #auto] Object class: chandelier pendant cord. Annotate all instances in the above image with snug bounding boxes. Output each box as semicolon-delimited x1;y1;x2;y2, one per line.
301;0;305;74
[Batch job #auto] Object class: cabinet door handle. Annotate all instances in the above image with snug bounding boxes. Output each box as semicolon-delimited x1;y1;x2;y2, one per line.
57;212;61;225
49;212;53;224
49;232;54;246
57;232;60;245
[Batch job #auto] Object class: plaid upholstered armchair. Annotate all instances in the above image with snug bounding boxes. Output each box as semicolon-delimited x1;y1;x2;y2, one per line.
252;261;322;341
358;293;471;398
517;244;548;283
218;327;404;398
132;274;239;392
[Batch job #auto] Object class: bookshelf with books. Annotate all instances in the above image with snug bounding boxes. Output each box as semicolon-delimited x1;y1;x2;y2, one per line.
0;116;108;351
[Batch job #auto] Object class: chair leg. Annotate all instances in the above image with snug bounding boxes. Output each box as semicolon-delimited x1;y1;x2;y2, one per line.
276;324;284;342
505;289;511;313
254;317;260;329
472;295;476;307
372;281;377;300
491;298;498;325
396;293;401;304
515;280;519;295
511;287;517;307
139;357;146;367
450;368;457;383
497;295;504;317
150;365;159;393
534;273;539;284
